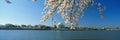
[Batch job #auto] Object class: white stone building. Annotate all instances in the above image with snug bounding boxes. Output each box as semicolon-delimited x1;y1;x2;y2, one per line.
56;22;65;30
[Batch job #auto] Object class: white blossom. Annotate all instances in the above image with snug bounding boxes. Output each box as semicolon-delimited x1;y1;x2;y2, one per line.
41;0;105;28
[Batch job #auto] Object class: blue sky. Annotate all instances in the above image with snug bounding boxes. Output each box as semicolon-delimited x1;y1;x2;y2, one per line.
0;0;120;27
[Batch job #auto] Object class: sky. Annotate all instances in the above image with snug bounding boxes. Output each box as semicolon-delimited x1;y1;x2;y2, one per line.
0;0;120;27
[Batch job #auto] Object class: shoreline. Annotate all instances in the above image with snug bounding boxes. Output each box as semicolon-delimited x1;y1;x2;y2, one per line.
0;28;120;31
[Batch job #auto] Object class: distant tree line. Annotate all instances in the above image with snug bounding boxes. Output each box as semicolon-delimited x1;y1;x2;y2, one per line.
0;24;120;31
0;24;54;30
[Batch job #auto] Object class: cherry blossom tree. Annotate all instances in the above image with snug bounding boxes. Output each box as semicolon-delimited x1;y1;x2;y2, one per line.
40;0;105;29
5;0;106;29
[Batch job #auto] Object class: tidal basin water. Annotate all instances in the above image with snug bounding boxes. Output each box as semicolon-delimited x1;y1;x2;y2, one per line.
0;30;120;40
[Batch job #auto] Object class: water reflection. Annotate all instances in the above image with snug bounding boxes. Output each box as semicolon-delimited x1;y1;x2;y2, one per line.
55;31;101;40
0;30;120;40
55;31;120;40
